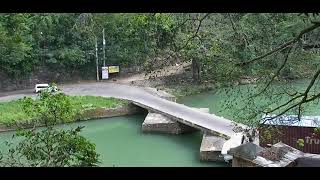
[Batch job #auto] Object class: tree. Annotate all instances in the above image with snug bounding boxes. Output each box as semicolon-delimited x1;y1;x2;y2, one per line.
0;13;34;77
0;88;100;167
221;14;320;123
134;13;320;140
2;13;320;129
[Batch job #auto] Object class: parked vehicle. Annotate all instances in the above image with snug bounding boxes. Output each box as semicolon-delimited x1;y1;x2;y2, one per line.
34;84;58;93
35;84;49;93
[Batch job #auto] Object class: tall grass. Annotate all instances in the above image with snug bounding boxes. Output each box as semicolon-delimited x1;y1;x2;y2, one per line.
0;96;127;124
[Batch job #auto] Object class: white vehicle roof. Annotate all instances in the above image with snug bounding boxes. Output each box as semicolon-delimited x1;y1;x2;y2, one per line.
36;84;49;86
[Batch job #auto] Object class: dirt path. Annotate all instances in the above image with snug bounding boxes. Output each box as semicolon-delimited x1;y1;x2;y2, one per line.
115;62;190;85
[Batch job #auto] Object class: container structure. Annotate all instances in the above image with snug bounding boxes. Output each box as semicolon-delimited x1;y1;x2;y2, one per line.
259;115;320;154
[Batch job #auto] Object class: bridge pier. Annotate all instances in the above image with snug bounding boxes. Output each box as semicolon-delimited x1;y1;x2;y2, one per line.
142;113;196;134
141;88;199;134
200;133;226;162
142;108;209;134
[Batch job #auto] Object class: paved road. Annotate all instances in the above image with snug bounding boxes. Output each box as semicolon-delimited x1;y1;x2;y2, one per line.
0;82;247;139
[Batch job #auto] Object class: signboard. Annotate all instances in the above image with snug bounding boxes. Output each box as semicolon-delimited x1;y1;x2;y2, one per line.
108;66;119;74
102;67;109;79
259;124;320;154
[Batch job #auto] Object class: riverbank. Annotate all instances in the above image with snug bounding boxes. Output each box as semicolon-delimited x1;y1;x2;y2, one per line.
125;65;258;98
0;96;144;132
152;78;256;99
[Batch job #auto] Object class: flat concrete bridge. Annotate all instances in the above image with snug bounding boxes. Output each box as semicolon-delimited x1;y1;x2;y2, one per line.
61;83;247;139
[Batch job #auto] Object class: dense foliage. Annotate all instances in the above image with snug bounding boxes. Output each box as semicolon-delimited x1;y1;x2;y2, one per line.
1;13;320;127
1;13;319;79
0;13;178;77
2;13;320;158
0;90;100;167
0;95;126;125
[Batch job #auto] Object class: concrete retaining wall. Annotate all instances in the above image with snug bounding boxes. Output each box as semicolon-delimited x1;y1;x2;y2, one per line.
79;103;144;120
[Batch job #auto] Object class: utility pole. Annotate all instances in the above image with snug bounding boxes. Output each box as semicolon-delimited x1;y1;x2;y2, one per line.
95;37;99;81
102;28;106;67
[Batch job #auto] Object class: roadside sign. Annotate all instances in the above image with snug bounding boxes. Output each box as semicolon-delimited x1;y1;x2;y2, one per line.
102;67;109;79
108;66;119;74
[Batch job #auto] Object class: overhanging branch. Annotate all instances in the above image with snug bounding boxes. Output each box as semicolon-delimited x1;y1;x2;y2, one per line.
237;22;320;66
175;13;211;52
261;68;320;124
249;44;294;99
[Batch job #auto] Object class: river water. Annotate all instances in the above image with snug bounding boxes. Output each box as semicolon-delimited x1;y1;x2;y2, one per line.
0;115;226;167
1;79;319;166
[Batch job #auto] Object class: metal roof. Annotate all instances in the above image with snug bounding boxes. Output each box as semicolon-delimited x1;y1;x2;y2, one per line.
261;114;320;128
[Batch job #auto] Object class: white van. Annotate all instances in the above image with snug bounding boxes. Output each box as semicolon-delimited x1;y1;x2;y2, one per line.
34;84;49;93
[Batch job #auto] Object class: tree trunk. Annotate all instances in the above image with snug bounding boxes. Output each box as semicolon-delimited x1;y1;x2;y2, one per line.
192;59;201;83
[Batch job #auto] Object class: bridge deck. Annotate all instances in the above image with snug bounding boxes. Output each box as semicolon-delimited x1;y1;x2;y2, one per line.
61;83;247;139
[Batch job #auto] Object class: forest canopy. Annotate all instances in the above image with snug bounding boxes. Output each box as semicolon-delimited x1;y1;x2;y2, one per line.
0;13;318;79
1;13;320;126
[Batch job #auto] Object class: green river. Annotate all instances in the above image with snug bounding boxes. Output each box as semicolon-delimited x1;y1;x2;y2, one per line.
1;79;320;167
0;115;226;167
